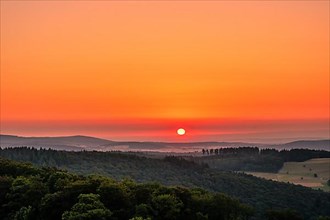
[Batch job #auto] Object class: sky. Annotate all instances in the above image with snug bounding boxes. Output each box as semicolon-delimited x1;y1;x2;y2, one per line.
1;1;329;143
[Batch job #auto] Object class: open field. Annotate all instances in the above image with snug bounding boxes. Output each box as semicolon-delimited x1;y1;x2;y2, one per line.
247;158;330;191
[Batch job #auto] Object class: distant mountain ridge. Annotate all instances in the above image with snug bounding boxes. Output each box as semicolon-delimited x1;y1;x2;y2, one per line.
0;134;112;151
283;139;330;150
0;134;329;152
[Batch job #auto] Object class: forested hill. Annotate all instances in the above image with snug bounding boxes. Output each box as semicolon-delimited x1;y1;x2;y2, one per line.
195;147;330;172
1;147;330;219
0;157;253;220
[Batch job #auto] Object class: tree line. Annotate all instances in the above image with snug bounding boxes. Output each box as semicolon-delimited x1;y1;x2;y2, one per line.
202;147;259;156
198;147;330;172
201;147;330;162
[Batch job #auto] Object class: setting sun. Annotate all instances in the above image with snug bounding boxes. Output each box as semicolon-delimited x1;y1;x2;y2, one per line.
0;2;328;219
177;128;186;136
0;1;329;142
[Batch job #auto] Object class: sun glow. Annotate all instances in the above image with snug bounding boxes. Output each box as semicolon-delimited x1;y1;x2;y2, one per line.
177;128;186;136
1;1;329;142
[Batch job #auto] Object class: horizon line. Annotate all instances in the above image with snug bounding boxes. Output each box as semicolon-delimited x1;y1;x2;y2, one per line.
1;133;329;146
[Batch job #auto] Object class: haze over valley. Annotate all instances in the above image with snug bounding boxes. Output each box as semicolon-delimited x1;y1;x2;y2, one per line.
1;134;329;152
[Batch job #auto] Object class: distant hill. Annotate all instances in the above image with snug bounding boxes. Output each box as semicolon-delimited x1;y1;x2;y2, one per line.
281;140;330;151
0;134;265;151
0;134;113;151
0;134;329;152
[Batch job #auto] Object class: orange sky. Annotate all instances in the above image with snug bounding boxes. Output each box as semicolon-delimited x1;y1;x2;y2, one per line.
1;1;329;142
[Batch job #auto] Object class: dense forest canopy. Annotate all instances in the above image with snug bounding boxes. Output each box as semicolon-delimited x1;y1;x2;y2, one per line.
0;147;329;219
0;157;253;220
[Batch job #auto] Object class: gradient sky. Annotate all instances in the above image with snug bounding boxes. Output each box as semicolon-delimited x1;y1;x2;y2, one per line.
1;1;329;143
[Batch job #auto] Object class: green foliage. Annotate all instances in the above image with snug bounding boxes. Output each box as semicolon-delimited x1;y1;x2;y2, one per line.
13;206;32;220
40;192;73;220
196;154;284;172
1;148;329;219
47;170;74;192
134;203;152;219
0;157;254;220
62;193;112;220
152;194;183;220
6;175;47;215
0;157;38;177
98;181;131;219
0;176;13;212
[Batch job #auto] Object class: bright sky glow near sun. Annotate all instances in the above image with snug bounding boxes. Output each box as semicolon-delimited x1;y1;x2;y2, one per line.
0;1;329;143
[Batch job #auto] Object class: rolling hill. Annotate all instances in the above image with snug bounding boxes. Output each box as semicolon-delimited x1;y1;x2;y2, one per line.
0;134;329;152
